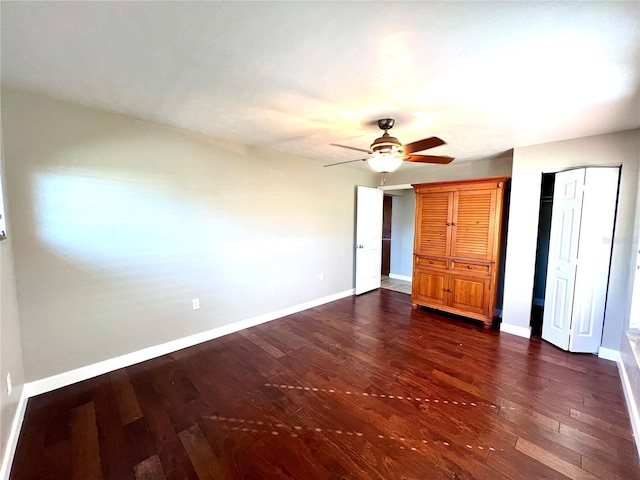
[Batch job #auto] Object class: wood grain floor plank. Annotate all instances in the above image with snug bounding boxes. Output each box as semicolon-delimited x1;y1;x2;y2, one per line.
123;417;158;470
92;380;136;480
498;400;561;432
487;448;574;480
581;452;640;480
178;424;227;480
41;440;71;480
558;420;637;457
133;455;167;480
70;402;103;480
238;329;286;359
515;437;599;480
109;369;144;426
569;407;634;440
156;439;200;480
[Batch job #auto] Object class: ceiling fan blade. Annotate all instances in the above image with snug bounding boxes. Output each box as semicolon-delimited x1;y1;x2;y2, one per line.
323;158;368;167
330;143;371;154
403;137;446;154
405;154;454;164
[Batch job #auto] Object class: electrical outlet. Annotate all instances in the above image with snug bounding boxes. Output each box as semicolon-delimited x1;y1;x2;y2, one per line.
192;298;200;310
6;372;12;396
319;273;324;281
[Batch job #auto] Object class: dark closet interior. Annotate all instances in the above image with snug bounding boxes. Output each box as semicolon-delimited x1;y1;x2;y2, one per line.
530;173;555;335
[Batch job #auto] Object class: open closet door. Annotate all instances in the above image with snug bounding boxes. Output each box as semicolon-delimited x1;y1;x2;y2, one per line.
568;168;618;352
542;169;585;350
355;186;383;295
542;167;619;353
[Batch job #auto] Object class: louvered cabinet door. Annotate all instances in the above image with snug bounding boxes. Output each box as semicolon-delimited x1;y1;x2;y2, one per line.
450;189;497;260
414;191;453;257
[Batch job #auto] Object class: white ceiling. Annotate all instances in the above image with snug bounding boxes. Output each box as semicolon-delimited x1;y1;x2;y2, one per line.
1;1;638;167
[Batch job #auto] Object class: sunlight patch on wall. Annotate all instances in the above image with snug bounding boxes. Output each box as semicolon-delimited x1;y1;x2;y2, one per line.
34;170;202;270
32;169;320;291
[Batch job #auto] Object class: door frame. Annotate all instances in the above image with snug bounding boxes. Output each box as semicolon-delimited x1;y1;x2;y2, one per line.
354;184;413;294
380;184;415;281
537;166;620;353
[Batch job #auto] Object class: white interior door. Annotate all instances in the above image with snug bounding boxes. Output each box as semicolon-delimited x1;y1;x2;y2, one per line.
542;169;585;350
569;167;619;352
355;186;383;295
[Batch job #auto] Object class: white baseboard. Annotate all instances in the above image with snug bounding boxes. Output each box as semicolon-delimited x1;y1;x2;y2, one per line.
499;322;531;339
598;346;618;362
389;273;412;282
0;388;28;480
614;350;640;458
27;288;355;397
0;289;355;478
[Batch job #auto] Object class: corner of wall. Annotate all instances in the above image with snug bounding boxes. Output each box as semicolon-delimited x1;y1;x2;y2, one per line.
0;386;27;480
0;108;27;480
499;321;531;339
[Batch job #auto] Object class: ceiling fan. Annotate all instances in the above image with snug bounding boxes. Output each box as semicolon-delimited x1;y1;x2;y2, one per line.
324;118;454;173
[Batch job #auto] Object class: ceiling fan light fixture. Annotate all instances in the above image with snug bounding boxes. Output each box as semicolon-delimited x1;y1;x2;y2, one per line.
367;151;404;173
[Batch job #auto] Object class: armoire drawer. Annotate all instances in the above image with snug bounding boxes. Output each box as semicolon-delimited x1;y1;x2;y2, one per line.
450;260;491;275
415;256;448;269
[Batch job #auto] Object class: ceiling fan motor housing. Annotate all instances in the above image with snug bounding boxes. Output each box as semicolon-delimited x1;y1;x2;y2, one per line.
371;118;404;155
370;132;404;155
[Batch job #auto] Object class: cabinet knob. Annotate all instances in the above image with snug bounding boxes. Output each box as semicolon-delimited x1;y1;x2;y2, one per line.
429;261;434;264
467;265;472;269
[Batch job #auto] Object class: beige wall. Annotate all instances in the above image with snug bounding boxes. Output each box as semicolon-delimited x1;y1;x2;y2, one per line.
502;129;640;349
1;89;377;382
0;119;25;471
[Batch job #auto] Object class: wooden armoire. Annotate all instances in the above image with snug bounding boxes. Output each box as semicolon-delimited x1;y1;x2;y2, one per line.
411;177;509;327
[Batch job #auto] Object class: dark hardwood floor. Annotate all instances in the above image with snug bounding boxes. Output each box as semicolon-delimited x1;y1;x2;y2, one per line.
10;289;640;479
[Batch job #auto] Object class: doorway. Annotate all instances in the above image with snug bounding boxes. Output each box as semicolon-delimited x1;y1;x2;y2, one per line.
378;185;415;294
531;167;620;352
381;195;392;276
